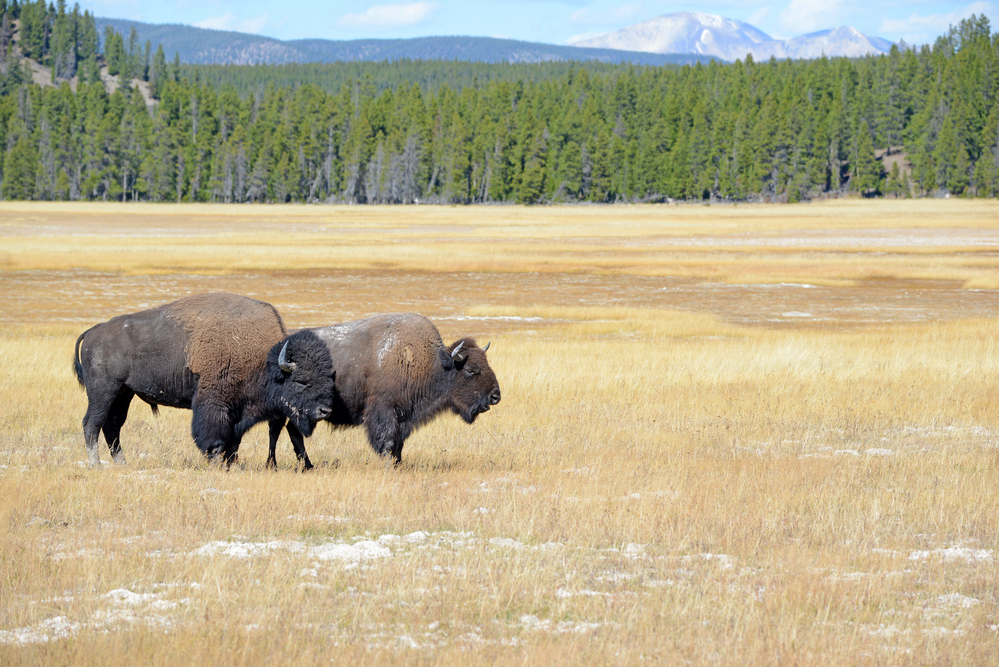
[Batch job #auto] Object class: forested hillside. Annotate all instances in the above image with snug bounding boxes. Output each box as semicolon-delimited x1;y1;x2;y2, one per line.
0;2;997;204
94;17;714;68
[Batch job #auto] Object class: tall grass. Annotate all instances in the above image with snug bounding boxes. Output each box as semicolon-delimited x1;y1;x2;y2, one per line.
2;201;999;665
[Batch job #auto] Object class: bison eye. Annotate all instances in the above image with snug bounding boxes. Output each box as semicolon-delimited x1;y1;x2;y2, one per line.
464;366;480;377
294;380;309;388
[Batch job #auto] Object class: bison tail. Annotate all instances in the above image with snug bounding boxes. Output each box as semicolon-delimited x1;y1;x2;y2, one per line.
73;328;92;387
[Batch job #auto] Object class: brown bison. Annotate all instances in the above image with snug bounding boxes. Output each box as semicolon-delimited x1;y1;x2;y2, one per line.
74;293;335;469
270;313;500;467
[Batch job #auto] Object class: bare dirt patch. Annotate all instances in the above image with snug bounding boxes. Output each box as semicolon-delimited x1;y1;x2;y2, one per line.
3;269;997;334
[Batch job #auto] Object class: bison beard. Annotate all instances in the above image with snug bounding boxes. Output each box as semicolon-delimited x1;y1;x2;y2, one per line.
272;313;501;467
74;293;335;469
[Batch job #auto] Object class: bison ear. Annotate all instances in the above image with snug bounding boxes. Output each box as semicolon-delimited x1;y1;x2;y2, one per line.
438;346;455;371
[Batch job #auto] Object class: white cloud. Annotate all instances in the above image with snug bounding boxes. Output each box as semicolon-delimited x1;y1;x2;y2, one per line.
240;14;272;35
194;12;237;31
778;0;844;35
337;2;438;31
569;4;645;26
566;31;606;45
879;1;994;45
747;6;771;27
194;12;273;35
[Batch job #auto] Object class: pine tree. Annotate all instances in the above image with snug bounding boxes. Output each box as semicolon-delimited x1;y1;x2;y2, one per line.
149;44;167;98
18;0;47;61
125;27;140;81
3;130;39;199
104;27;125;77
934;115;971;194
851;118;881;195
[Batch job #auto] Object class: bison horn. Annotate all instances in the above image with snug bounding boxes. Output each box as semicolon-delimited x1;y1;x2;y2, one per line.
483;341;490;352
278;340;296;373
451;341;465;359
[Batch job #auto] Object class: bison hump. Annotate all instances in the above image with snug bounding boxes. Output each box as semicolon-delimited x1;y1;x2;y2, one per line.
165;293;286;377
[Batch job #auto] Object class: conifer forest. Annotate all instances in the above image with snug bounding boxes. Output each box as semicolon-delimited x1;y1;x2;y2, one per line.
0;1;997;204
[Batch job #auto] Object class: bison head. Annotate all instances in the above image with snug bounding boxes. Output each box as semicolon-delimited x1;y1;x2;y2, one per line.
439;338;501;424
267;330;336;436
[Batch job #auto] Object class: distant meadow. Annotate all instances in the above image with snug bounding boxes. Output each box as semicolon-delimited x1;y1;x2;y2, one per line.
1;199;998;664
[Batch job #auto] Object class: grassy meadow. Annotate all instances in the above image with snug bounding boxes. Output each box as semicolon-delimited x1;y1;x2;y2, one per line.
1;199;998;665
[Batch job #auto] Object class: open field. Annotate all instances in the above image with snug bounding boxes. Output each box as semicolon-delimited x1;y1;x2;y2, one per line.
2;200;999;665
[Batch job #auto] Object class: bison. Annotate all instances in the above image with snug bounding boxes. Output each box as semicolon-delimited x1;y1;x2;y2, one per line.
270;313;500;467
73;292;335;469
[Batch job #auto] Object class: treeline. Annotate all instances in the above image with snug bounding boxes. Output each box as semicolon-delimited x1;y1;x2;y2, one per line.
0;15;998;203
181;60;675;97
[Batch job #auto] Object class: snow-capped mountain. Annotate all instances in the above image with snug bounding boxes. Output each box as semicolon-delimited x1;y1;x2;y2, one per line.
574;12;892;61
779;27;894;59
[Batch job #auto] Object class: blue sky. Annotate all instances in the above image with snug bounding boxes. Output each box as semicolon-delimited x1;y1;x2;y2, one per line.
79;0;997;46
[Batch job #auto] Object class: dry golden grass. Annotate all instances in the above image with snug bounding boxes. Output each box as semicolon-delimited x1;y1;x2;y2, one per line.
2;200;999;665
3;199;999;286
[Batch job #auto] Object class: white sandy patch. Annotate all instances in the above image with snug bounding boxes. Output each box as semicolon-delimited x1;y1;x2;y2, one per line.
489;537;526;550
191;538;390;563
861;623;910;638
0;616;81;645
934;593;980;609
908;547;993;563
311;541;391;562
555;588;613;599
188;530;561;570
518;614;602;634
191;539;302;558
0;587;191;646
680;553;737;570
286;515;351;523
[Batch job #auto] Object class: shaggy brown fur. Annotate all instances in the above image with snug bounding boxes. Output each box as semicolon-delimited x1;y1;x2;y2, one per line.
272;313;500;466
167;292;287;392
74;292;336;468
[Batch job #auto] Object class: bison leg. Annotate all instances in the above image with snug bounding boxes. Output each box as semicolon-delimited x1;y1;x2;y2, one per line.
101;389;134;466
191;396;236;464
266;418;285;470
389;439;405;464
221;443;239;469
82;410;105;469
82;388;119;469
265;419;313;471
285;422;314;471
364;403;405;465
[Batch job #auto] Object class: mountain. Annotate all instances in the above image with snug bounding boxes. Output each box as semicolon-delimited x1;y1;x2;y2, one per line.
574;12;892;61
780;27;894;59
93;18;716;66
574;13;772;61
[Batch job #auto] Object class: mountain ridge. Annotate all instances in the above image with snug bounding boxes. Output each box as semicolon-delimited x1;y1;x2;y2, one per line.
575;12;893;61
93;17;716;66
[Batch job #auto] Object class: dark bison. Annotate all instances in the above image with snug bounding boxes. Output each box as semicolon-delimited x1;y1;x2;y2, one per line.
270;313;500;467
73;292;335;469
